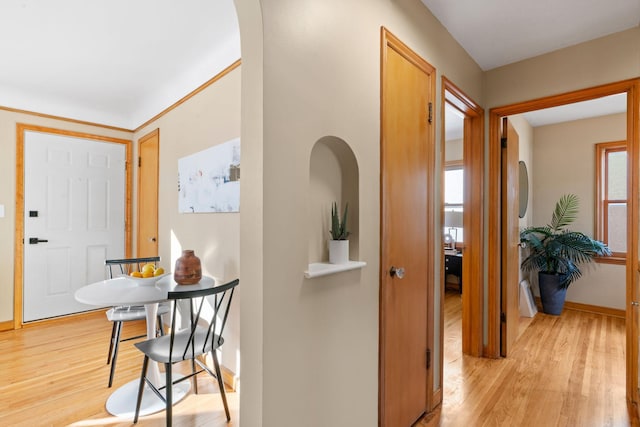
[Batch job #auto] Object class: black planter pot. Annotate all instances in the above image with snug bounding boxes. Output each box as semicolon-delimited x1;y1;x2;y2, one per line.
538;272;567;315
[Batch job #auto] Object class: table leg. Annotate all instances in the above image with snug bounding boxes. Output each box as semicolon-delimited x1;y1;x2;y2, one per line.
105;302;190;418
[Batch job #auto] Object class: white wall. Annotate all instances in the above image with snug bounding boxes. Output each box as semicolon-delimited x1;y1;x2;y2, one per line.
529;113;626;309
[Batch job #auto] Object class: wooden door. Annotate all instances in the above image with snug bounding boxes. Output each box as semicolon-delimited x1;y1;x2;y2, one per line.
380;28;435;426
22;130;126;321
137;129;159;257
500;117;520;356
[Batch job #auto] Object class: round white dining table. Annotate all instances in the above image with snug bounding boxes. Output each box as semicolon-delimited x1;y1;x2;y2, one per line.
75;274;215;418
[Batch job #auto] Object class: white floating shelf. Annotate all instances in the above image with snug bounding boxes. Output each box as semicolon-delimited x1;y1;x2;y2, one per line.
304;261;367;278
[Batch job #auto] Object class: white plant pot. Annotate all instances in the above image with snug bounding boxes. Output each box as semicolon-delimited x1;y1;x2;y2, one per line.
329;239;349;264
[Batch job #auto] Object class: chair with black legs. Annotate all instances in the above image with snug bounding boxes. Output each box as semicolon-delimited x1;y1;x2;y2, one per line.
105;256;171;388
133;278;239;426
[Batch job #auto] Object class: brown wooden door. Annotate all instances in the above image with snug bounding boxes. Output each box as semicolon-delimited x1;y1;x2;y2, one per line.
137;129;159;257
500;117;520;356
380;28;435;426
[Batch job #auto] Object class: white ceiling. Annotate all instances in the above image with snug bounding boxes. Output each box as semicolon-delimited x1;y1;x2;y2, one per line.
521;93;627;127
0;0;240;129
0;1;637;130
421;0;640;71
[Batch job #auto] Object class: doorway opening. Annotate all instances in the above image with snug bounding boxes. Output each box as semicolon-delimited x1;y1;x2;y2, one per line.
438;78;484;408
487;78;639;410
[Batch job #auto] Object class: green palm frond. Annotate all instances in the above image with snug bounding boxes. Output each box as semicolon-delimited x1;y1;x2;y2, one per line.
550;193;579;231
520;194;611;288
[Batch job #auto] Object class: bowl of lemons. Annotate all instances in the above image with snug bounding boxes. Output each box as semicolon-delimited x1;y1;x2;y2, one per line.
128;263;170;285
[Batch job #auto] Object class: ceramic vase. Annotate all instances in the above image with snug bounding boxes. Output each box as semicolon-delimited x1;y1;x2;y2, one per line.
174;249;202;285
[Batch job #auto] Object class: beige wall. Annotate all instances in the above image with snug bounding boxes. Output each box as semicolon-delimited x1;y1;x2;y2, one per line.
238;0;484;425
483;27;639;317
133;67;242;375
484;27;640;109
530;113;626;309
0;111;131;323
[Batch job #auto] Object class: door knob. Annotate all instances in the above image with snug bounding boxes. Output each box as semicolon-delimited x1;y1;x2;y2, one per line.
28;237;49;244
390;266;405;279
632;301;639;307
150;237;157;242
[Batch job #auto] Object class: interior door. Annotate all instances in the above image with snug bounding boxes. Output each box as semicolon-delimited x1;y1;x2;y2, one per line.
500;117;520;356
137;129;159;257
380;28;435;426
23;130;126;321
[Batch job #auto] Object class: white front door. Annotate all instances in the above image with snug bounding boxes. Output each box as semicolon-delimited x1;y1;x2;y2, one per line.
23;131;126;322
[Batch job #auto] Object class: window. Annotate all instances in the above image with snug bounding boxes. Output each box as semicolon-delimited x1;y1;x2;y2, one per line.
596;141;627;261
444;164;463;243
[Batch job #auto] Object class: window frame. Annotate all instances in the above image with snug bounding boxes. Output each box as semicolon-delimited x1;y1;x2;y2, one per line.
444;161;464;246
595;140;627;264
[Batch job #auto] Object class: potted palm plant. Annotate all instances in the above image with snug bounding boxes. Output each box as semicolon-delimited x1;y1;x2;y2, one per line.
520;194;611;315
329;202;349;264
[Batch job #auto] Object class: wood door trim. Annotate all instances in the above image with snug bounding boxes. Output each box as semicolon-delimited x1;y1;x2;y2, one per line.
380;26;436;421
14;123;132;329
136;128;160;257
487;80;640;368
441;77;484;369
133;59;241;133
627;80;640;409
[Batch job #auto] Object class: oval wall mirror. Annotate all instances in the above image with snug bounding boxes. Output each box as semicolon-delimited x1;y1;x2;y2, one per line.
518;160;529;218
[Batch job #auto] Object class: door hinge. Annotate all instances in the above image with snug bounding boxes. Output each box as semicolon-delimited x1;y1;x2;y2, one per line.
138;157;142;167
500;312;506;323
426;348;431;369
501;136;507;148
428;102;433;124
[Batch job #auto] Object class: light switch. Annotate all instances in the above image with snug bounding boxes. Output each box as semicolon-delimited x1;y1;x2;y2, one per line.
0;204;4;218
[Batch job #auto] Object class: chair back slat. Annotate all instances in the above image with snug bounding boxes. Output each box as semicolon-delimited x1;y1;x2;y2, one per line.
166;278;239;361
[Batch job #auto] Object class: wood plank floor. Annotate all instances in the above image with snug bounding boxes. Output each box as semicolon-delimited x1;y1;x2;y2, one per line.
0;311;237;427
422;291;639;427
2;295;638;426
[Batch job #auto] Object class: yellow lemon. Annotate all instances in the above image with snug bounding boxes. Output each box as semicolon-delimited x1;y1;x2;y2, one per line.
141;264;155;274
154;267;165;276
142;270;154;278
130;271;143;278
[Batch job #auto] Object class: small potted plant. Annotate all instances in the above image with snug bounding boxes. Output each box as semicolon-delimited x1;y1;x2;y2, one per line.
520;194;611;315
329;202;350;264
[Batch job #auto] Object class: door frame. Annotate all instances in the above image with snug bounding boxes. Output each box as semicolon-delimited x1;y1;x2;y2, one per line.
379;27;436;422
487;79;639;401
441;77;485;363
14;123;133;329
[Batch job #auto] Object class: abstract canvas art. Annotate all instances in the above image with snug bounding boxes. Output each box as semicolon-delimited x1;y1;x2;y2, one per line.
178;137;240;213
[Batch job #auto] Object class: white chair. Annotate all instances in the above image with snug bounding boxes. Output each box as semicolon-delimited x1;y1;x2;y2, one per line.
105;257;170;387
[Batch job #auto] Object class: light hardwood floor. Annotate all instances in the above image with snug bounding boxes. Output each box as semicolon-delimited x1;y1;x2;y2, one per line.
2;295;638;426
0;311;237;427
422;291;639;427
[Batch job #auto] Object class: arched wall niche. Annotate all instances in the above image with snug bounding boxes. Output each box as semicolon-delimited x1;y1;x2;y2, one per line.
308;136;360;270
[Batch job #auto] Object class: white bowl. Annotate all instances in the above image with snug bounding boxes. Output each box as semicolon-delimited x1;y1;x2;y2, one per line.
127;272;171;286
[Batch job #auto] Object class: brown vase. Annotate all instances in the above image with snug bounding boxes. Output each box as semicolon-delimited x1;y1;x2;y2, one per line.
173;250;202;285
